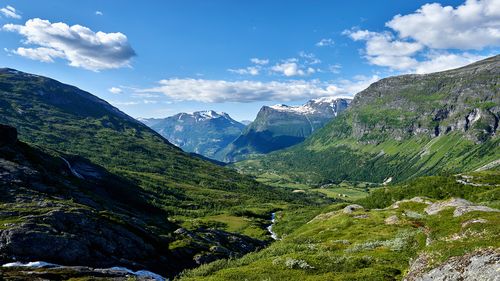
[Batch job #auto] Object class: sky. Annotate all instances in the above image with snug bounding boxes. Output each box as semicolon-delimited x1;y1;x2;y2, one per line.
0;0;498;121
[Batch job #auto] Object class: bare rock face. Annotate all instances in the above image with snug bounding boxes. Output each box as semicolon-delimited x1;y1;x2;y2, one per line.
405;249;500;281
0;124;17;147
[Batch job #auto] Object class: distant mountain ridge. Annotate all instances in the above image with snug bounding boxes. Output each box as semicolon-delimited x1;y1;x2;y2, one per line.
219;97;351;162
140;110;245;160
234;55;500;184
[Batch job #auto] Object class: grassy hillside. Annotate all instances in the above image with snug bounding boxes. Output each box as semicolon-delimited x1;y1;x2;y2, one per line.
177;173;500;280
234;55;500;185
0;68;330;276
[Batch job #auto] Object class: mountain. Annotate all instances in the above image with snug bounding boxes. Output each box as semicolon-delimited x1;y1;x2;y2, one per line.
0;68;328;277
220;97;351;162
240;120;253;126
234;55;500;185
140;111;245;160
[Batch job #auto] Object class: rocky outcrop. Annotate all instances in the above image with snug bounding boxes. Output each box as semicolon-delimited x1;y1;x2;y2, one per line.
343;204;364;214
405;249;500;281
349;55;499;143
424;198;499;217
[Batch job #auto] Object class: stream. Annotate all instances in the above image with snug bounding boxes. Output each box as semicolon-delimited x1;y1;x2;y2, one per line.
267;212;279;240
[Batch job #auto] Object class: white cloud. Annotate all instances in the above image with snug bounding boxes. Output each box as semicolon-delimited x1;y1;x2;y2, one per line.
413;52;487;74
228;66;260;76
0;5;21;19
250;58;269;65
271;62;306;76
329;64;342;74
137;76;380;103
12;47;64;62
109;87;123;94
343;0;500;74
271;56;320;77
316;38;334;47
387;0;500;50
95;11;103;16
299;52;321;64
3;18;136;71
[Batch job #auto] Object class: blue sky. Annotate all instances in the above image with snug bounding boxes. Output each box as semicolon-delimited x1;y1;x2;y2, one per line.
0;0;498;121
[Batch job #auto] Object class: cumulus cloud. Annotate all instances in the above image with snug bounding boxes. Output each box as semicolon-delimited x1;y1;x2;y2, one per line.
137;76;380;103
3;18;136;71
387;0;500;50
344;0;499;73
0;6;21;19
271;56;319;77
316;38;334;47
108;87;123;94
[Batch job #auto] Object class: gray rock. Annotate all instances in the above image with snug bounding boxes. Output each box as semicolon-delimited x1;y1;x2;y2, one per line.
405;249;500;281
424;198;474;215
343;204;364;214
385;215;400;225
454;205;499;217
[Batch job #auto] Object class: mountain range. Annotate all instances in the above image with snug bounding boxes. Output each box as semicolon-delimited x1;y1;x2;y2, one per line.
140;98;350;162
234;55;500;185
219;97;351;162
139;111;245;160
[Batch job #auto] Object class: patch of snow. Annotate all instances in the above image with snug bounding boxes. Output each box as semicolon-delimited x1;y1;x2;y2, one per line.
383;177;393;185
269;97;350;115
2;261;58;268
2;262;166;281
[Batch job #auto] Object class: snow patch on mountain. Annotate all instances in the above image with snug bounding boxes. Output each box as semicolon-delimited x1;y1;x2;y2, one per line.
269;97;351;115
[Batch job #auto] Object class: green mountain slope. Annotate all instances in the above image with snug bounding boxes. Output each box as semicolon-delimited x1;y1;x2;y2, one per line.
0;68;329;276
234;55;500;185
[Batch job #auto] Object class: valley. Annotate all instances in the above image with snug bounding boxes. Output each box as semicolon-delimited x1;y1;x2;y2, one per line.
0;15;498;281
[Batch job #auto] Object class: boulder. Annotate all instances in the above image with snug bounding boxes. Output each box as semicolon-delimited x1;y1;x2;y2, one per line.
424;198;474;215
405;249;500;281
384;215;400;225
343;204;364;214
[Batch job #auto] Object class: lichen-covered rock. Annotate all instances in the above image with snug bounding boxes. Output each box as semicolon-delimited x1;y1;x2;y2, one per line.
424;198;499;217
405;249;500;281
385;215;400;225
343;204;364;214
390;197;432;209
454;205;499;217
424;198;474;215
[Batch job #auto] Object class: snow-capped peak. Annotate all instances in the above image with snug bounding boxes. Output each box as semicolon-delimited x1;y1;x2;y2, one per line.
269;97;351;115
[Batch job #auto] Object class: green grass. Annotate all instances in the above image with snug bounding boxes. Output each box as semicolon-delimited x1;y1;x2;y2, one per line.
177;173;500;280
